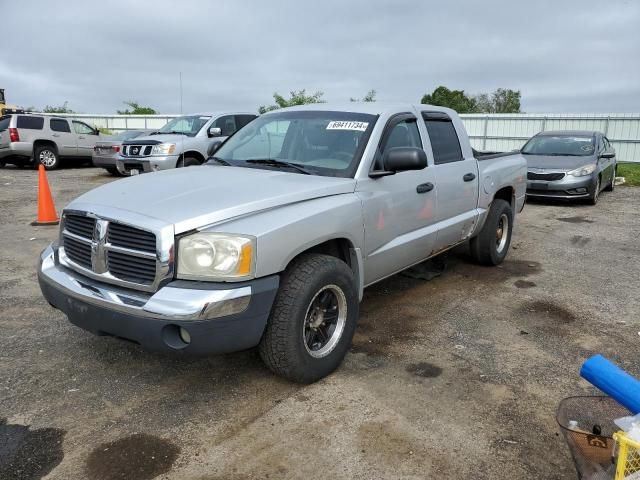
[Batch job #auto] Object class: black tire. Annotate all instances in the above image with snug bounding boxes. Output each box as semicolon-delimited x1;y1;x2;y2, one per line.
34;145;60;170
176;155;200;168
589;176;601;205
259;254;359;384
604;168;615;192
0;160;5;168
470;199;513;266
105;167;121;176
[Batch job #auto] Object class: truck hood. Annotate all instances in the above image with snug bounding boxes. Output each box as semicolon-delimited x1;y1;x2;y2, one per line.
67;166;356;233
523;154;597;171
125;133;189;144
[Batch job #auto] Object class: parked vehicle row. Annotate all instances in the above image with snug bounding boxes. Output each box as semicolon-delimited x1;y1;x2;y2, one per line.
38;104;527;383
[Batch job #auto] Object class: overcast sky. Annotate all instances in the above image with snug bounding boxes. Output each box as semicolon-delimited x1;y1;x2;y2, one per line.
3;0;639;114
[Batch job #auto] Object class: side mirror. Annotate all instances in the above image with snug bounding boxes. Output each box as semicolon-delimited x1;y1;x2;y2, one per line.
370;147;427;178
94;128;100;136
207;140;223;156
600;151;615;159
208;127;222;138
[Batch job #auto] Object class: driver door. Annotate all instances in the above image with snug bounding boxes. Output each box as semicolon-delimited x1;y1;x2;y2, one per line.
356;114;439;285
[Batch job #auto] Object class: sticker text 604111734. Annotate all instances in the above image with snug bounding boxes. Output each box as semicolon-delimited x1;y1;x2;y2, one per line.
326;121;369;132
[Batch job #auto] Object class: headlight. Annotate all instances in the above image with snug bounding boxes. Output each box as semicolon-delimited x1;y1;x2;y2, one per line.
177;233;255;281
151;143;176;155
568;164;596;177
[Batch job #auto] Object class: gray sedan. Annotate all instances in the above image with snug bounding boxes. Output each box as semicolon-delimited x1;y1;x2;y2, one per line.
92;130;151;175
522;130;616;205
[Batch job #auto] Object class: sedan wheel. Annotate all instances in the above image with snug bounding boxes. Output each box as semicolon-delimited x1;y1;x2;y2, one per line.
589;177;600;205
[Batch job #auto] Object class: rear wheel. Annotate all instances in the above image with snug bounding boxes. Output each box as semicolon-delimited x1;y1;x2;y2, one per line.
0;160;5;168
35;145;60;170
470;199;513;266
589;176;601;205
259;254;358;383
176;155;200;168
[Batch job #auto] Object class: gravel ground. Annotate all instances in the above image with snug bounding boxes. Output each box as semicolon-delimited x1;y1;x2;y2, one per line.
1;166;639;480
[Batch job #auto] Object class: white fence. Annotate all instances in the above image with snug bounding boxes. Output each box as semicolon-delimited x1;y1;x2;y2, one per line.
48;112;640;163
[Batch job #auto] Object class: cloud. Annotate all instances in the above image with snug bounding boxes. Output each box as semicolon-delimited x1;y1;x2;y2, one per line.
2;0;639;113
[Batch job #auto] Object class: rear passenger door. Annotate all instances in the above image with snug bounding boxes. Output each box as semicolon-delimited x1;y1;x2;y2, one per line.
49;118;77;156
72;120;99;157
422;111;479;250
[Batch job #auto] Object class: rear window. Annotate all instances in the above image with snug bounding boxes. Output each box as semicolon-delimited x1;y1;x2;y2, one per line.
0;116;9;131
50;119;71;133
17;116;44;130
423;113;463;164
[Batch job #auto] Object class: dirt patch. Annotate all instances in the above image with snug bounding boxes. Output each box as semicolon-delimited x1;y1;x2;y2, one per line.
570;235;591;247
85;433;180;480
358;421;422;468
519;300;579;324
0;418;65;480
406;362;442;378
514;280;537;289
558;216;594;224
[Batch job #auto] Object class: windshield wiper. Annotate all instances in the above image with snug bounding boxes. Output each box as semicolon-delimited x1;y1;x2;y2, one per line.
245;159;312;175
207;156;231;166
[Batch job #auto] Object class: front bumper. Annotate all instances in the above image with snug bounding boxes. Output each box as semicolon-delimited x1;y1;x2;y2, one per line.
526;173;597;199
116;155;179;175
38;244;279;354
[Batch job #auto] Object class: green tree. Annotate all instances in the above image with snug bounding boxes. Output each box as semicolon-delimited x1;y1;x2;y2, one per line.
420;86;477;113
117;101;157;115
259;89;325;114
350;89;377;102
42;101;74;113
473;88;521;113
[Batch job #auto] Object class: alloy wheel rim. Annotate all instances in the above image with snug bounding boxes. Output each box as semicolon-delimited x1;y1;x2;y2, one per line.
302;284;347;358
39;150;56;167
496;213;509;254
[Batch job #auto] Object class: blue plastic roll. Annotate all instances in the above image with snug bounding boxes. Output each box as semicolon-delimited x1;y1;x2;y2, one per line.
580;354;640;414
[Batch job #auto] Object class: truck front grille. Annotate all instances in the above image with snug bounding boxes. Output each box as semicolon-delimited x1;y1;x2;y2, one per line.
61;213;161;290
122;145;152;157
527;171;565;181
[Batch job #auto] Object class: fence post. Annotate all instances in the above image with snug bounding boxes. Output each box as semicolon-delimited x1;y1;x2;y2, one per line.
482;115;489;150
541;116;547;132
604;116;610;136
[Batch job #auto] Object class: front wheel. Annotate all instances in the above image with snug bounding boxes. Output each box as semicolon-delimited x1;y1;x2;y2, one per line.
105;167;121;176
35;145;60;170
470;199;513;266
589;176;601;205
176;155;200;168
604;168;615;192
259;254;358;383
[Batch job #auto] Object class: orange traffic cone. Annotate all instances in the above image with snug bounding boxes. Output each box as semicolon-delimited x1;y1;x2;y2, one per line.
31;164;59;226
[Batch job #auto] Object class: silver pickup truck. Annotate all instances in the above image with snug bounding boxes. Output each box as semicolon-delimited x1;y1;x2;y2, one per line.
115;112;257;175
38;104;526;383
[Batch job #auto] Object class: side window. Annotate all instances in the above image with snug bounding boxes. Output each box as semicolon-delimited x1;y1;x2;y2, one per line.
0;116;10;131
213;115;237;136
50;119;71;133
72;121;95;135
372;117;422;171
422;113;463;164
235;115;257;130
16;116;44;130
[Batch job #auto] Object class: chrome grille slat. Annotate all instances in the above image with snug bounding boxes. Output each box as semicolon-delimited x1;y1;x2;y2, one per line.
527;171;565;181
63;235;92;269
64;215;95;238
108;223;156;253
107;251;156;284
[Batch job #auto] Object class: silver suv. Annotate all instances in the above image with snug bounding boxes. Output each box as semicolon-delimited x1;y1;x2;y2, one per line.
0;113;102;169
116;112;257;175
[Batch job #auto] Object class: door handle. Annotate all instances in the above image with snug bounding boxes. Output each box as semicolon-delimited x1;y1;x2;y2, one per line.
416;182;434;194
463;173;476;182
79;135;85;139
52;133;60;137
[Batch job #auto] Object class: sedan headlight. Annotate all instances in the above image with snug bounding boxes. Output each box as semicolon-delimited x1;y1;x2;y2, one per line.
568;164;597;177
151;143;176;155
177;233;255;281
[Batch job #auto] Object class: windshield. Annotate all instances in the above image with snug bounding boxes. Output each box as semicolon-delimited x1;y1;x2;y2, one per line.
156;115;211;136
212;110;377;177
521;135;595;156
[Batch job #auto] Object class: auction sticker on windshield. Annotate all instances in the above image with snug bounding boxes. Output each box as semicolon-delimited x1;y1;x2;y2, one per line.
326;121;369;131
